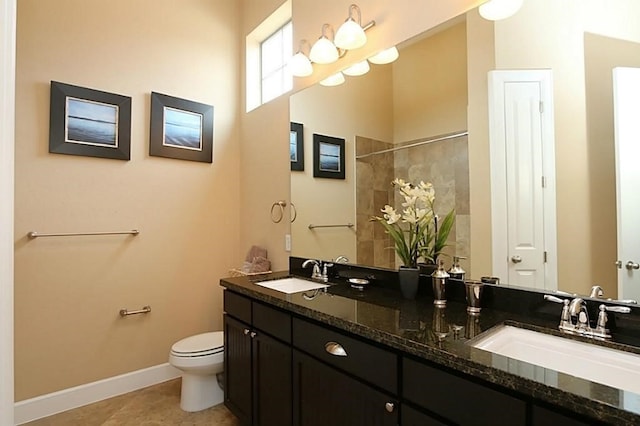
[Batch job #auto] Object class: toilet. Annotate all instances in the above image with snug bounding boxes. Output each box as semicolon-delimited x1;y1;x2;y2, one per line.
169;331;224;412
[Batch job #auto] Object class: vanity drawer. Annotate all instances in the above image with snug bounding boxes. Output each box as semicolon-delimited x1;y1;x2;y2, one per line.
253;301;291;343
403;357;526;426
292;317;397;393
223;290;251;324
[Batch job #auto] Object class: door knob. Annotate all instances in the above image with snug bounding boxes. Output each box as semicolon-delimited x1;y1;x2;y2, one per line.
511;255;522;264
626;261;640;270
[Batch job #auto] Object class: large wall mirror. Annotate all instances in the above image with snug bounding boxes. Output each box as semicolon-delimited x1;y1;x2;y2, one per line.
290;0;640;301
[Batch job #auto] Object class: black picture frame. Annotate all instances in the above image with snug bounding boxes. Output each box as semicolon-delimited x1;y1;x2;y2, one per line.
49;81;131;160
290;122;304;171
313;133;345;179
149;92;214;163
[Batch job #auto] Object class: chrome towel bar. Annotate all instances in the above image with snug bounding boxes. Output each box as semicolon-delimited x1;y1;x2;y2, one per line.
28;229;140;238
308;223;354;229
119;306;151;317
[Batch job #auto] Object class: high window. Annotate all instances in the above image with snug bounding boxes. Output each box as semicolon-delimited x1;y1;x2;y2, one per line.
260;21;292;104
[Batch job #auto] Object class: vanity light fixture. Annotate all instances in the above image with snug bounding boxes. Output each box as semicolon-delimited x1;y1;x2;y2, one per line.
478;0;524;21
309;24;340;64
334;4;368;50
319;72;346;87
343;60;370;76
290;39;313;77
368;46;399;65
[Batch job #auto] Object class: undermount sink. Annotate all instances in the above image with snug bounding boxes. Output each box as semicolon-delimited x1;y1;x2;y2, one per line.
255;277;328;294
471;325;640;394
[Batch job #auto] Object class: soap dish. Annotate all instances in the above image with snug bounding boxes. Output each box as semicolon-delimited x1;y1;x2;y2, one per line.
348;278;370;290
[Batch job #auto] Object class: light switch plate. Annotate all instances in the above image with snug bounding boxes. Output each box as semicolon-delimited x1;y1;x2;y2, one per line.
285;234;291;252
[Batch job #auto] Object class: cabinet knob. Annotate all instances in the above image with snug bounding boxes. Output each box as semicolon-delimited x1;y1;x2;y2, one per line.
385;402;395;413
243;328;250;335
324;341;347;357
250;331;257;338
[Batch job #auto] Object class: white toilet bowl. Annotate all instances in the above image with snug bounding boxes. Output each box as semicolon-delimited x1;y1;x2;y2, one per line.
169;331;224;412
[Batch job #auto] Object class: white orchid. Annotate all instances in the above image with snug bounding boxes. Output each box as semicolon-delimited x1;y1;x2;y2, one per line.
372;178;454;267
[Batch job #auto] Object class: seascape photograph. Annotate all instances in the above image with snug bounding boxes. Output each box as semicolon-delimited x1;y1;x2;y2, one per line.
290;130;298;161
319;141;341;172
163;107;203;150
65;97;118;147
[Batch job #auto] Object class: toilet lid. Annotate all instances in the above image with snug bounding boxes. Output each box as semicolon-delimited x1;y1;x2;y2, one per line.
171;331;223;355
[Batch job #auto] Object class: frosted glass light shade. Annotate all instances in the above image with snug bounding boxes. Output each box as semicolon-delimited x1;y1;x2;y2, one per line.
319;72;345;87
368;46;399;65
343;60;370;76
290;52;313;77
334;19;367;50
479;0;524;21
309;37;339;64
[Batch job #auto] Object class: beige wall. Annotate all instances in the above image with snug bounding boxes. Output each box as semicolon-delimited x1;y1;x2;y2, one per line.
14;0;241;400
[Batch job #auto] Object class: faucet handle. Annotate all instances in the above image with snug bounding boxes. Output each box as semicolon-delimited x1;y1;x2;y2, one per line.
595;304;631;338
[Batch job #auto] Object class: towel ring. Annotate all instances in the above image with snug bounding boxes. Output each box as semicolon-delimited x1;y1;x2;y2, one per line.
271;200;287;223
290;202;297;223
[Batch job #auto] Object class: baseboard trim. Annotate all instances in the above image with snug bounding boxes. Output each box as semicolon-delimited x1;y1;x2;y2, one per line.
14;363;181;425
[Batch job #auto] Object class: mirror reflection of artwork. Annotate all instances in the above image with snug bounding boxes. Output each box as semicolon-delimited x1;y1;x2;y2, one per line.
313;133;345;179
162;107;202;151
66;97;118;147
290;122;304;171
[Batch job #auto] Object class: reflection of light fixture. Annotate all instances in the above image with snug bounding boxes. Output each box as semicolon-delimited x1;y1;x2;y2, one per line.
368;46;399;65
310;24;339;64
343;60;370;76
319;72;345;87
290;40;313;77
479;0;524;21
335;4;367;50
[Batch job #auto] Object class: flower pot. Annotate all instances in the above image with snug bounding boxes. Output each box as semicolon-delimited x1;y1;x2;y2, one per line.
398;266;420;300
418;262;437;292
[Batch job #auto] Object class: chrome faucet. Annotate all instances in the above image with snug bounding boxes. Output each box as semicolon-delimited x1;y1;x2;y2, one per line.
589;285;604;298
334;255;349;264
302;259;323;281
544;295;631;339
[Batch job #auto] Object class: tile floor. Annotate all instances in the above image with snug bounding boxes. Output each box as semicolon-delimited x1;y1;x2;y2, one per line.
23;379;240;426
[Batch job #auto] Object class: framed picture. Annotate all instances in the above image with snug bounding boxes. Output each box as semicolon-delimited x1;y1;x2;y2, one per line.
49;81;131;160
149;92;214;163
313;133;345;179
290;122;304;171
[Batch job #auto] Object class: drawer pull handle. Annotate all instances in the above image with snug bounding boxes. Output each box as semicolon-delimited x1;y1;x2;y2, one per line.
385;402;395;413
325;341;347;357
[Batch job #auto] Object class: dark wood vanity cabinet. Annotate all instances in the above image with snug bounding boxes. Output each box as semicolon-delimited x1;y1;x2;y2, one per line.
402;357;527;426
223;291;292;426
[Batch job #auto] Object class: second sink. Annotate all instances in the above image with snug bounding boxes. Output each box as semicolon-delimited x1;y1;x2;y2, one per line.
471;325;640;394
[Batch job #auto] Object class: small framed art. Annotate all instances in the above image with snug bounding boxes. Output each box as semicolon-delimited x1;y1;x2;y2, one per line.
290;122;304;171
49;81;132;160
149;92;214;163
313;133;345;179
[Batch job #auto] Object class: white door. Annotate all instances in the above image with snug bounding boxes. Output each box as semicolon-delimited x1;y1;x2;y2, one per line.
613;67;640;301
489;70;557;290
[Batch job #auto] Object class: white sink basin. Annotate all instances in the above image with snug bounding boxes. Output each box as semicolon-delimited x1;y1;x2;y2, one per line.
255;277;328;294
471;325;640;394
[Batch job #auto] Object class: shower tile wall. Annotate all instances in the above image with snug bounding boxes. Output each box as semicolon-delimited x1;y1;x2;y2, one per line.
356;135;470;271
356;136;395;269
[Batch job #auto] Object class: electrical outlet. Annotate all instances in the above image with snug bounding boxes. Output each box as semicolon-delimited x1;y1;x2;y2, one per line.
285;234;291;252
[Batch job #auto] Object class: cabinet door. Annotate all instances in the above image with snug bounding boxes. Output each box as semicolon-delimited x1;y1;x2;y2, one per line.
293;350;397;426
224;315;253;425
253;331;292;426
402;404;447;426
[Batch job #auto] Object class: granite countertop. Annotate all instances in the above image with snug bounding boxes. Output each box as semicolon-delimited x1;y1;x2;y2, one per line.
220;271;640;425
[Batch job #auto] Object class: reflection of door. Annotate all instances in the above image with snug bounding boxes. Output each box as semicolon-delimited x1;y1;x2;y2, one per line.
489;70;557;290
613;67;640;300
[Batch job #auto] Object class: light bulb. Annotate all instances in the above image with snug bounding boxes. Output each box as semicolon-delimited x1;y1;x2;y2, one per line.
368;46;399;65
479;0;524;21
309;37;339;64
335;19;367;50
289;52;313;77
343;60;370;76
319;72;345;87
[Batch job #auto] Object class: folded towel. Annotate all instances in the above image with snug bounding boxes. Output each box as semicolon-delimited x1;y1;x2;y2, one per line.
249;256;271;273
245;245;268;263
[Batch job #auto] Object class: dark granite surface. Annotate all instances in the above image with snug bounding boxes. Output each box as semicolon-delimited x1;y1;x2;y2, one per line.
220;267;640;425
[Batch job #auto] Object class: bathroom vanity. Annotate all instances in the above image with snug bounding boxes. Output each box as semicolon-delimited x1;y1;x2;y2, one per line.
221;267;640;425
